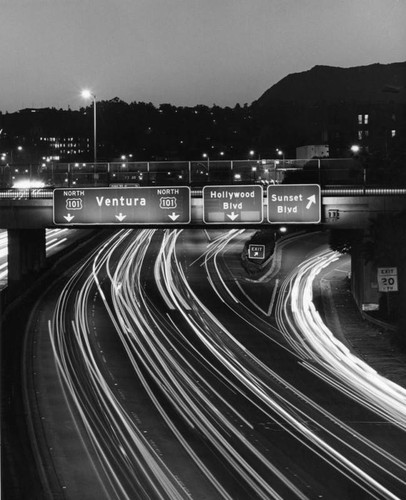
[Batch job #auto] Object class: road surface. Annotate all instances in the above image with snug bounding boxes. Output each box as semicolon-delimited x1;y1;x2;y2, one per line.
14;229;406;499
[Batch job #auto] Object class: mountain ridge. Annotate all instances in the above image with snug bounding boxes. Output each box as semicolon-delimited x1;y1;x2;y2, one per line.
254;62;406;106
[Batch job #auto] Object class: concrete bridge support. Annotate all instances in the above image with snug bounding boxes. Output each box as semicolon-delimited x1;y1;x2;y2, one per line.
7;228;46;287
351;235;380;312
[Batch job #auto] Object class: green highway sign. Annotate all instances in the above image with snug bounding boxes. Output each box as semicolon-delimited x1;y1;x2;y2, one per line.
267;184;321;224
203;185;263;223
248;244;265;259
53;186;191;225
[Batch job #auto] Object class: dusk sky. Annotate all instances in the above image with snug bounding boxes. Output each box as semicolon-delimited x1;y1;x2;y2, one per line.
1;0;405;113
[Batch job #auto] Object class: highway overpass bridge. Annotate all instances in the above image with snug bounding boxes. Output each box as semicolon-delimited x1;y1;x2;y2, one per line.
1;184;405;289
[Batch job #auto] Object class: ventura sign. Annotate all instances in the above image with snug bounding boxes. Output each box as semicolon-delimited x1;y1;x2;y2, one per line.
267;184;321;224
203;185;263;223
53;187;191;225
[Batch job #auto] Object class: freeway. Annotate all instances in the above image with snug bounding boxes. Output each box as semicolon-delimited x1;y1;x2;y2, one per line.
17;229;406;499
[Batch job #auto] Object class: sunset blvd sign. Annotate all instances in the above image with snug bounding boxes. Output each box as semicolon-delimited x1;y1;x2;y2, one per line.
267;184;320;224
53;186;191;225
203;185;263;223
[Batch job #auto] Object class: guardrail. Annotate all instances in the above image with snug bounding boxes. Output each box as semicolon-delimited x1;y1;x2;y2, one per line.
0;158;366;189
1;186;406;201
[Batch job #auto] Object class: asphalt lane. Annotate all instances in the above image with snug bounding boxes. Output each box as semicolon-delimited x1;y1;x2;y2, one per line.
181;229;406;498
7;228;406;499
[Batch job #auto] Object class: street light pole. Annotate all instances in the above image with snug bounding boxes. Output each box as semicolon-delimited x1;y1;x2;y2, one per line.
81;89;97;164
276;149;285;161
202;153;210;181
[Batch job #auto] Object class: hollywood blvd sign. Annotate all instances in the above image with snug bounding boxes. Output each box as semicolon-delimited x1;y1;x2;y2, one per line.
267;184;321;224
203;185;263;223
53;187;191;225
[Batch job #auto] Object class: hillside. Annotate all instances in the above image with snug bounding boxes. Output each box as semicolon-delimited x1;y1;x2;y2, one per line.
255;62;406;106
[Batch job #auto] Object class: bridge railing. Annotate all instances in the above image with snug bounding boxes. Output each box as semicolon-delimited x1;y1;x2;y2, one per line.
0;158;365;189
1;186;406;201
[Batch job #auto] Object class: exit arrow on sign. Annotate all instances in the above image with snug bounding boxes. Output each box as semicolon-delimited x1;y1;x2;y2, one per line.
306;195;316;209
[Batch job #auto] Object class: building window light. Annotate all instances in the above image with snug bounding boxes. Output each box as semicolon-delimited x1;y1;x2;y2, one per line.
358;114;369;125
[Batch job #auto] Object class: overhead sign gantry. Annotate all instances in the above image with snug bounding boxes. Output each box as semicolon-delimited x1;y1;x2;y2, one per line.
53;183;322;226
53;187;191;225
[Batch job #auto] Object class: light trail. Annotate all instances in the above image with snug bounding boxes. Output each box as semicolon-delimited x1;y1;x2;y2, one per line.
46;229;406;499
48;230;306;498
49;230;193;499
189;231;406;498
276;248;406;431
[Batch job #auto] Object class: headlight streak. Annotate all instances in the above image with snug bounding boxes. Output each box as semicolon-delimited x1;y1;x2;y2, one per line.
272;249;406;493
107;230;305;499
277;249;406;431
188;229;242;268
95;229;301;498
152;230;378;498
49;230;192;500
48;245;132;500
63;235;162;499
158;230;192;312
96;229;276;498
108;281;234;498
195;233;406;498
46;237;68;251
109;231;291;498
47;228;406;500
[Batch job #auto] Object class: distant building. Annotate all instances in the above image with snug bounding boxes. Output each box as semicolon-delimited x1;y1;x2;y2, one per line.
325;103;405;157
39;136;90;161
255;63;406;159
296;145;329;160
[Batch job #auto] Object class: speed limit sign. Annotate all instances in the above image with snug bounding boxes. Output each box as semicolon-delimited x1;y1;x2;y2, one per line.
377;267;398;292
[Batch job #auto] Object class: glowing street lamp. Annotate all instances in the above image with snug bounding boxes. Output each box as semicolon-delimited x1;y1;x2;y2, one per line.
81;89;97;164
202;153;210;181
276;149;285;161
2;146;23;164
